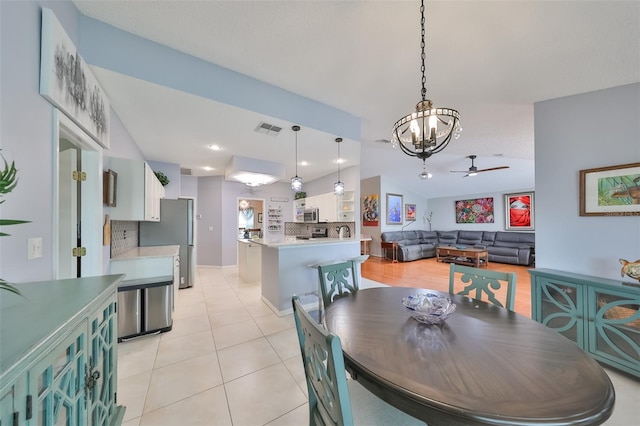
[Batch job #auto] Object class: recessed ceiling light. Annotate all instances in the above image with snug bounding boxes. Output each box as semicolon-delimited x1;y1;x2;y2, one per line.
202;166;214;171
300;161;309;166
208;144;222;151
335;158;345;164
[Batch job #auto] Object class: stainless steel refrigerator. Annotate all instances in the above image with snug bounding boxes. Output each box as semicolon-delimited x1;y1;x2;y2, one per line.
139;198;195;288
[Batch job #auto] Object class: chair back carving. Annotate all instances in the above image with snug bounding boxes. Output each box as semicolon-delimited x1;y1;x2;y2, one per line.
318;260;359;309
292;296;353;425
449;263;516;311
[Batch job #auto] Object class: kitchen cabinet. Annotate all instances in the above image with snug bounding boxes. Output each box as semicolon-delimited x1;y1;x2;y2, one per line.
0;275;125;426
530;268;640;378
336;191;355;222
304;192;353;222
317;193;337;222
293;198;305;223
238;240;262;283
108;157;165;221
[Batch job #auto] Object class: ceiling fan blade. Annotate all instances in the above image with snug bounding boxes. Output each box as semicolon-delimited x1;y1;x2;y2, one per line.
450;170;469;173
476;166;510;173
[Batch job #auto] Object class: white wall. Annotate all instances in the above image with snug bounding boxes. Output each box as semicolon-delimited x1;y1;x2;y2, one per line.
534;83;640;279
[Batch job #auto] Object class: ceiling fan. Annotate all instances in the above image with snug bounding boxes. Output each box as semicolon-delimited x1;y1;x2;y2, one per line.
450;155;510;177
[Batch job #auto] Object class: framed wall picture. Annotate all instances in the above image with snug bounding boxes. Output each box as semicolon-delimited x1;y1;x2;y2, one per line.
580;162;640;216
362;194;379;226
455;197;494;223
405;204;416;221
504;192;534;230
40;8;110;148
386;193;403;225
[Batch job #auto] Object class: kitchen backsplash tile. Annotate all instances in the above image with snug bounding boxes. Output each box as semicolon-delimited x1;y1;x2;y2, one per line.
285;222;355;238
111;221;139;258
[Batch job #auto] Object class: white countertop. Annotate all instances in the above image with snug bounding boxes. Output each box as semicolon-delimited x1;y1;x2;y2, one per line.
249;237;358;248
111;245;180;260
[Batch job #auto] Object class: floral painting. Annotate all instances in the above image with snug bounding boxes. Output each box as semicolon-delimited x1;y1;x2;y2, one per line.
362;194;379;226
455;197;494;223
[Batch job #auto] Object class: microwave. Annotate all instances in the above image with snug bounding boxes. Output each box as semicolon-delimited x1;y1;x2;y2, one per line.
303;208;319;223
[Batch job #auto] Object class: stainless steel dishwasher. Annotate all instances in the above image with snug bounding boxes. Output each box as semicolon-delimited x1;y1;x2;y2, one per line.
117;276;174;342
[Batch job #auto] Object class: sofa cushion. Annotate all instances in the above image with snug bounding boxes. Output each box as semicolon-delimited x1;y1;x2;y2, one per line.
482;231;496;245
457;231;483;246
417;230;438;244
381;231;403;243
437;230;459;246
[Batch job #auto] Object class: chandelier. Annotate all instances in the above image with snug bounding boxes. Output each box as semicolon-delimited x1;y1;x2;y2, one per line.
392;0;462;169
333;137;344;196
291;125;303;192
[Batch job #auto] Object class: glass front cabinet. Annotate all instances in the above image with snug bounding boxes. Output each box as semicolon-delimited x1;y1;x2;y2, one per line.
0;276;124;425
530;268;640;378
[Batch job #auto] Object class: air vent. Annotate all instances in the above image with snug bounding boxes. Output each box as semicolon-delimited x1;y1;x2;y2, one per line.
180;168;192;175
255;122;282;136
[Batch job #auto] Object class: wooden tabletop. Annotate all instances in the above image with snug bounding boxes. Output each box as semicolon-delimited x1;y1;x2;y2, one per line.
324;287;615;426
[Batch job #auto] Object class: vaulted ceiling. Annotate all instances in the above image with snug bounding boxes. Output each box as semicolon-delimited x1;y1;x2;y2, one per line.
74;0;640;198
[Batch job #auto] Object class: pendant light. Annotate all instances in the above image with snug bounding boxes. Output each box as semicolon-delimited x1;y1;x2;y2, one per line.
333;137;345;195
290;125;303;192
391;0;462;163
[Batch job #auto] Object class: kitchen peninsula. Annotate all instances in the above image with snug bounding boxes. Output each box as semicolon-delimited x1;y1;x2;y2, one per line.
253;237;360;315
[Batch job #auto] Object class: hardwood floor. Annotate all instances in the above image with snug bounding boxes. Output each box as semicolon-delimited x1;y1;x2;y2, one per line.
361;256;534;318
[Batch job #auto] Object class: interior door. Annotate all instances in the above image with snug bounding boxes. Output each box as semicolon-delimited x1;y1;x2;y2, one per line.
58;147;78;278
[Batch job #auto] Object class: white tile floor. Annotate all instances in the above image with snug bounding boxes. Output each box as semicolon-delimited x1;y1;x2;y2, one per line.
118;267;639;426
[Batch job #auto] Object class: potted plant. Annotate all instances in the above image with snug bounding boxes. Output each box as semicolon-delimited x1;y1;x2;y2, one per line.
154;171;170;186
0;151;30;295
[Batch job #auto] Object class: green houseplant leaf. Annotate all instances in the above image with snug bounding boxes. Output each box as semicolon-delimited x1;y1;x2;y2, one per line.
0;150;30;295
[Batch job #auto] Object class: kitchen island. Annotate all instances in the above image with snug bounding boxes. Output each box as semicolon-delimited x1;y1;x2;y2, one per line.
253;237;360;315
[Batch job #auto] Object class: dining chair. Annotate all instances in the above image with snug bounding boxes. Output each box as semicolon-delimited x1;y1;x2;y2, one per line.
449;263;516;311
318;260;359;309
292;296;426;426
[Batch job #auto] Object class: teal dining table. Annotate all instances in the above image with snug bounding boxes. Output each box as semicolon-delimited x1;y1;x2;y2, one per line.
324;287;615;426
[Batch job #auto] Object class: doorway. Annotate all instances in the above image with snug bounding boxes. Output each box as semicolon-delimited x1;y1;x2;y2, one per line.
54;110;102;278
237;198;264;239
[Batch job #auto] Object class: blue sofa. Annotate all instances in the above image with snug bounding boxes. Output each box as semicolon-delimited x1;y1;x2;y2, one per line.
380;230;535;266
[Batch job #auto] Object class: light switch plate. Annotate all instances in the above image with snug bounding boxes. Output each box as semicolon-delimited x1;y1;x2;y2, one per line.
28;237;43;260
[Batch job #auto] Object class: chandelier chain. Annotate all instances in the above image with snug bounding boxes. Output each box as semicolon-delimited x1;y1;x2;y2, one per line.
420;0;426;101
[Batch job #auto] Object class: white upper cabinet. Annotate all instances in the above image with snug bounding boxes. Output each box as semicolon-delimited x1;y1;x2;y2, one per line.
109;158;164;222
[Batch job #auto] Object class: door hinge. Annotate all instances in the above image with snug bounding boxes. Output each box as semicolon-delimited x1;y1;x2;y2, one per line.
72;247;87;257
72;171;87;181
25;395;32;420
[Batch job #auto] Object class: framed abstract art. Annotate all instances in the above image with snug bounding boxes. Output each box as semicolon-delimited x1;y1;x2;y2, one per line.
386;193;403;225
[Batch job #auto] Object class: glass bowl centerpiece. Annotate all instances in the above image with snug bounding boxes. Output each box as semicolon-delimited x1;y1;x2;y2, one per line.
402;293;456;325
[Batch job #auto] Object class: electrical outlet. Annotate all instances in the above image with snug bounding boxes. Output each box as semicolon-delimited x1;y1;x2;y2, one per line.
28;237;43;260
208;226;213;231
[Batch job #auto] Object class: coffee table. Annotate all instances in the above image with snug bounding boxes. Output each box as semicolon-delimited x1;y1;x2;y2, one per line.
436;245;488;268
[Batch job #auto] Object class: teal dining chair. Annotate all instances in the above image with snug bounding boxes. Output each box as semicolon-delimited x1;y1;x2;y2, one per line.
318;260;359;309
449;263;517;311
292;296;426;426
293;295;353;425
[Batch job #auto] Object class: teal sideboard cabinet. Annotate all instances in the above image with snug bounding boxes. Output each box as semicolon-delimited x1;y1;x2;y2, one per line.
529;268;640;378
0;275;126;425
